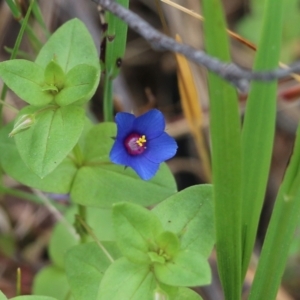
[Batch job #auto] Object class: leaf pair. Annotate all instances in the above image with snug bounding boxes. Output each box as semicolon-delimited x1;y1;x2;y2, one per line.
97;185;214;299
0;19;100;178
36;186;213;300
0;122;177;207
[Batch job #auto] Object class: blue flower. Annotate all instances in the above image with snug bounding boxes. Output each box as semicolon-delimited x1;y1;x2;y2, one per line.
109;109;178;180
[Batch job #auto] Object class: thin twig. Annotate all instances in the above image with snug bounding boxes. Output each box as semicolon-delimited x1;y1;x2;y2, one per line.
32;188;78;240
92;0;300;91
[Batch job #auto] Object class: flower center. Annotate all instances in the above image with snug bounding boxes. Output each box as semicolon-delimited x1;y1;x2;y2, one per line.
124;133;147;155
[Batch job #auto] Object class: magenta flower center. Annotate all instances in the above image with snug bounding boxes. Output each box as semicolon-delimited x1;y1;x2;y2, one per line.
124;133;147;155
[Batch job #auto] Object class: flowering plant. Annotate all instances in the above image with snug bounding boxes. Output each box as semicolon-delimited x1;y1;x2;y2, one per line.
0;15;213;300
0;0;298;299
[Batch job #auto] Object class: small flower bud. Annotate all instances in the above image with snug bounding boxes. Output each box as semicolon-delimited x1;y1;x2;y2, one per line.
9;114;35;137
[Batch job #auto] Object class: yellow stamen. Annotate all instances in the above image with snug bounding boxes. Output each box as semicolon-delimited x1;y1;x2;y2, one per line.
136;135;147;147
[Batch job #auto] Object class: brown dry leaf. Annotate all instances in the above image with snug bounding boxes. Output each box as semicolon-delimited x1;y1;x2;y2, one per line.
175;34;211;182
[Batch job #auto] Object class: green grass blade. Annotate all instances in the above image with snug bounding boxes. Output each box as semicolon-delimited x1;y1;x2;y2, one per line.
201;0;242;299
104;0;129;79
32;1;51;39
5;0;21;19
5;0;43;50
249;122;300;300
103;75;113;122
103;0;129;121
0;185;64;211
241;0;283;278
0;0;35;121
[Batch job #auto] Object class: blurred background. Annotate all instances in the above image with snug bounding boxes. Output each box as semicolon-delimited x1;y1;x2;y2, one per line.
1;0;300;299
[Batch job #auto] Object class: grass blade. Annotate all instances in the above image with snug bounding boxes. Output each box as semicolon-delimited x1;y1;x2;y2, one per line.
241;0;284;278
201;0;242;298
249;122;300;300
103;0;129;121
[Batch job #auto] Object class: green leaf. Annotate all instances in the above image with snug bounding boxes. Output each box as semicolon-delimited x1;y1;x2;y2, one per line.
14;105;85;178
0;290;7;300
112;202;163;264
81;122;115;162
54;64;99;106
202;0;242;298
44;60;65;90
155;231;180;258
241;0;284;278
248;107;300;299
32;265;71;300
148;251;165;264
0;122;77;193
72;163;176;208
154;250;211;287
173;288;203;300
71;123;177;208
97;257;156;300
153;185;214;257
11;297;58;300
65;242;121;300
0;19;101;108
49;206;115;269
0;60;53;106
86;208;115;242
35;19;100;74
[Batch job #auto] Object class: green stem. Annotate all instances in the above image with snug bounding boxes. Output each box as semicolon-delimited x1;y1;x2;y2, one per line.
5;0;21;19
0;99;19;113
76;215;114;263
32;1;51;39
1;0;36;124
5;0;42;51
0;185;65;210
4;46;34;60
103;74;114;122
78;204;87;243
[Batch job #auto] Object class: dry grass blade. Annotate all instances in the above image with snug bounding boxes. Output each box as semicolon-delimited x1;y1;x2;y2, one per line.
175;35;211;182
162;0;300;85
161;0;256;50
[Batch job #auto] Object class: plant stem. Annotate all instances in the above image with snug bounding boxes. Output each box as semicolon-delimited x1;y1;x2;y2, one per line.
76;214;114;263
1;0;36;125
0;99;19;113
78;205;87;243
0;185;65;211
16;268;21;296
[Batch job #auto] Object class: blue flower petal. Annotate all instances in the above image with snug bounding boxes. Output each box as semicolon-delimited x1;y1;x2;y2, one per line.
109;140;132;166
144;132;177;163
133;109;165;139
129;156;160;180
110;140;160;180
115;112;135;140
